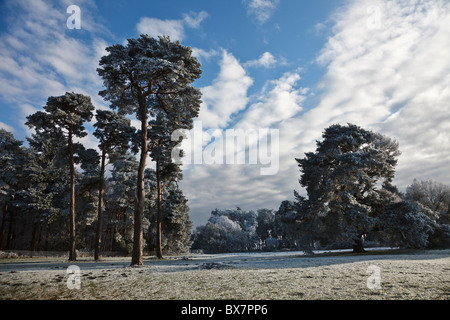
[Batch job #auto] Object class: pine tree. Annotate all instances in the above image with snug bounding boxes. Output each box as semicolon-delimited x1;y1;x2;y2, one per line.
296;123;401;252
93;110;134;260
26;129;66;252
26;92;94;260
97;35;202;265
147;91;200;258
104;153;139;253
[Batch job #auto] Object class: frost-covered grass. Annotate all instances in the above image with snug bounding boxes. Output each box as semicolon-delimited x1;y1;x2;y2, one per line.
0;249;449;300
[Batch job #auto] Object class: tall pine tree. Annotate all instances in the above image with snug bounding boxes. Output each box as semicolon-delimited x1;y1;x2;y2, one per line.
97;35;202;265
26;92;94;260
93;110;134;260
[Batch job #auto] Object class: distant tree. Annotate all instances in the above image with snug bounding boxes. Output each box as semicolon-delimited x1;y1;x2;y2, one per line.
97;35;202;265
75;147;101;250
296;123;401;252
274;200;299;249
162;187;192;253
192;208;259;253
405;179;450;248
294;191;321;254
148;186;192;254
405;179;450;220
93;110;134;260
255;209;275;249
26;92;94;260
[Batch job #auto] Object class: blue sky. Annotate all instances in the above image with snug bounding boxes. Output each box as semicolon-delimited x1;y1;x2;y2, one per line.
1;0;450;226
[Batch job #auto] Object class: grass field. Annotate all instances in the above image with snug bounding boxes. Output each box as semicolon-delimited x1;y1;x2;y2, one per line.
0;249;449;300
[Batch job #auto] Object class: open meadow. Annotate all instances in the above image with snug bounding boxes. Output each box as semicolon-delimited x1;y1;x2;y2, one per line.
0;249;449;300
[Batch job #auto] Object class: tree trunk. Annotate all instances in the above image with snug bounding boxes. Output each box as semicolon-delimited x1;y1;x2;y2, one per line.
131;107;147;266
95;148;107;261
30;221;40;256
68;126;77;261
352;234;366;253
5;207;14;250
0;202;8;249
156;160;163;259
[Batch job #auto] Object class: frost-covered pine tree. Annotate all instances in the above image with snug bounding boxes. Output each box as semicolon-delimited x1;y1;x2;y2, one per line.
97;35;202;265
93;110;134;260
101;153;139;253
296;123;401;252
26;92;94;260
148;98;200;258
147;186;193;254
26;129;70;251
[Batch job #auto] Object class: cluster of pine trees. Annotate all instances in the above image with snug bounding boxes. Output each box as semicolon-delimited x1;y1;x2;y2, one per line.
0;114;192;258
192;124;450;253
0;35;201;265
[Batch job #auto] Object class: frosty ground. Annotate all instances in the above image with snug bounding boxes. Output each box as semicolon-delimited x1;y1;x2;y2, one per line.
0;249;449;300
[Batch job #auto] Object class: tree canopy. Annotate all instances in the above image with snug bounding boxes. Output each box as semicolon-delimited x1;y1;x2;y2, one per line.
296;123;401;252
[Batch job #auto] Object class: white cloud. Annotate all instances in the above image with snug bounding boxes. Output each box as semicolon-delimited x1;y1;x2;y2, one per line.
191;47;219;63
182;11;209;29
244;0;280;24
237;71;306;129
198;50;253;128
244;52;277;68
136;11;208;41
136;18;185;41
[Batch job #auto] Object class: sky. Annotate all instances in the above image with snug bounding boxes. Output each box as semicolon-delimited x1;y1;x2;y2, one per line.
0;0;449;227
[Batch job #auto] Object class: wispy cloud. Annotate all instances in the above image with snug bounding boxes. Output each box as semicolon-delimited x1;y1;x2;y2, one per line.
183;11;210;29
0;0;108;139
136;11;209;41
243;0;280;25
237;71;306;129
